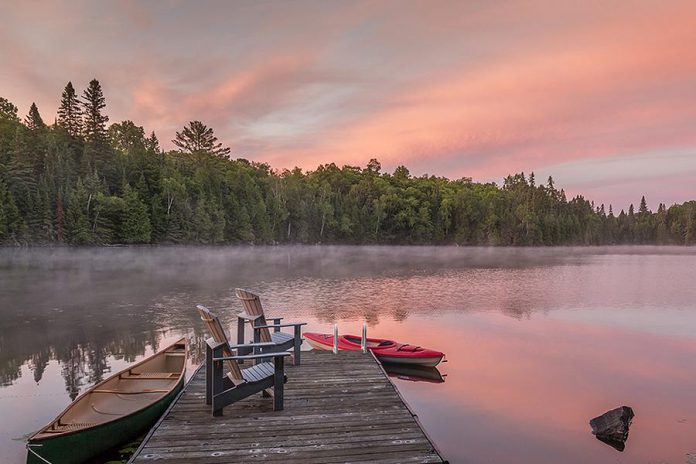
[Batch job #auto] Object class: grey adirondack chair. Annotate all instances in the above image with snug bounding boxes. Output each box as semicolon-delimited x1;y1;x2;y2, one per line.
235;288;306;365
197;305;289;416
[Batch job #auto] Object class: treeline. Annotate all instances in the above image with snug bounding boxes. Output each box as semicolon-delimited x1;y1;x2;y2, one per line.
1;80;695;246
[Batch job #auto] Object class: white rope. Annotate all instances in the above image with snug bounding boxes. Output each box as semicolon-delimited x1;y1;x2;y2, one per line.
26;444;54;464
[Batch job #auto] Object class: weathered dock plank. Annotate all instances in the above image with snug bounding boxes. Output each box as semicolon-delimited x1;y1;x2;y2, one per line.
130;350;446;463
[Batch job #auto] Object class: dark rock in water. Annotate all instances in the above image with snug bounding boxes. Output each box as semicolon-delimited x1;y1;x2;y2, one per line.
590;406;634;451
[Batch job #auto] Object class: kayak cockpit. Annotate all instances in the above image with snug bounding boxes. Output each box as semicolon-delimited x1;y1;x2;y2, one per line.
343;336;394;347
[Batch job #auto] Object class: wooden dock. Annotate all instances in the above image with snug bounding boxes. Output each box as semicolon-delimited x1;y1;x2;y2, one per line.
130;350;446;463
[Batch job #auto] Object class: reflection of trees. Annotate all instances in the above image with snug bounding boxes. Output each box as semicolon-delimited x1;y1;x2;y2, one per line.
0;246;581;400
60;346;87;400
187;332;208;367
0;307;214;400
29;348;51;384
86;342;110;385
0;300;200;398
0;333;26;387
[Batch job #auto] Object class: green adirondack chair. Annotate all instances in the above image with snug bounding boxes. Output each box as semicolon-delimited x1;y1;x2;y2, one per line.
197;305;289;416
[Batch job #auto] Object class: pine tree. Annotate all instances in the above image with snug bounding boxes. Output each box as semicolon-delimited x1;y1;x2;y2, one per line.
82;79;109;144
55;191;64;242
172;121;231;158
57;82;82;137
25;103;45;130
0;97;19;121
120;184;151;243
144;131;160;153
82;79;114;184
0;177;25;243
64;179;92;244
21;103;49;175
655;203;669;244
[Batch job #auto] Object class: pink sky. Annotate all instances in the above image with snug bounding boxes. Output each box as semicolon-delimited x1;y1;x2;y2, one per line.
2;0;695;210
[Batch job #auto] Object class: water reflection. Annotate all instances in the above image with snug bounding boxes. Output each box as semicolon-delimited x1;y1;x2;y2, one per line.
1;246;696;463
383;363;446;383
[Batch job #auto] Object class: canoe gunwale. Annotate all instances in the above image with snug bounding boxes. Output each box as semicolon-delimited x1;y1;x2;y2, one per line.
28;337;187;443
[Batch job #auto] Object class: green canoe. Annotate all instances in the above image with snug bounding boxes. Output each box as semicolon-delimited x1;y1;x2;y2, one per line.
27;338;187;464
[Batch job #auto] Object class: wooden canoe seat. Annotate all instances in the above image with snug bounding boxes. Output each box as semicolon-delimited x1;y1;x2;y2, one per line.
49;422;96;432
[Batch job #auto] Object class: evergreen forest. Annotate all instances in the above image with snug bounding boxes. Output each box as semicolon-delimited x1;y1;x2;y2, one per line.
1;80;695;246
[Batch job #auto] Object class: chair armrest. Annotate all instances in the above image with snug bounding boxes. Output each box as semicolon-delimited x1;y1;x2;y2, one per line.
206;338;226;350
214;352;291;361
253;322;307;329
237;312;262;321
227;342;277;350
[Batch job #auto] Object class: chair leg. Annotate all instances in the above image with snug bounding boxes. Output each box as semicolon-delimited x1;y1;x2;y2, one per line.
273;356;284;411
205;344;213;405
212;345;225;417
294;326;302;366
237;317;251;358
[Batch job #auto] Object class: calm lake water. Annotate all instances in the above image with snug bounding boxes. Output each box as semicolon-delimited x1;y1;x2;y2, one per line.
1;246;696;463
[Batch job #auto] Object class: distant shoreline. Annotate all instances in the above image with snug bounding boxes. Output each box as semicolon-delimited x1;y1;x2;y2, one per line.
2;243;695;249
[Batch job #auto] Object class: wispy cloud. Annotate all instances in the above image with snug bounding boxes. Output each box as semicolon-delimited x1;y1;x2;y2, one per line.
1;0;695;208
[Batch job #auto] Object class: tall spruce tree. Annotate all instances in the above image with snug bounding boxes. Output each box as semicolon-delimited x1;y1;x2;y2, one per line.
57;82;82;137
172;121;231;158
82;79;109;144
82;79;113;184
25;103;45;130
21;103;48;175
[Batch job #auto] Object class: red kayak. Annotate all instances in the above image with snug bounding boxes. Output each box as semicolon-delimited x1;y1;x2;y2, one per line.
304;332;444;367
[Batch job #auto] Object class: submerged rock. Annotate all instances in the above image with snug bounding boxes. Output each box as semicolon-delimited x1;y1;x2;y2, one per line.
589;406;634;451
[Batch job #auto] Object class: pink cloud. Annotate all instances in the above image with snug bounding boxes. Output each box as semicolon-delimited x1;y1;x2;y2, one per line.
1;0;695;207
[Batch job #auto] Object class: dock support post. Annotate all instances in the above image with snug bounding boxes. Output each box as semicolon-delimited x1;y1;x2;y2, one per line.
333;324;338;354
294;324;302;365
361;323;367;353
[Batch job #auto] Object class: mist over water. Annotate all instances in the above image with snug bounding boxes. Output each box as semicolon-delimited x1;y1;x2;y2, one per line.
1;246;696;463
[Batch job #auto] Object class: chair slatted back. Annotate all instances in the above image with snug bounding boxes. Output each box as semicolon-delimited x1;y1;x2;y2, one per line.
196;305;244;381
235;288;271;343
